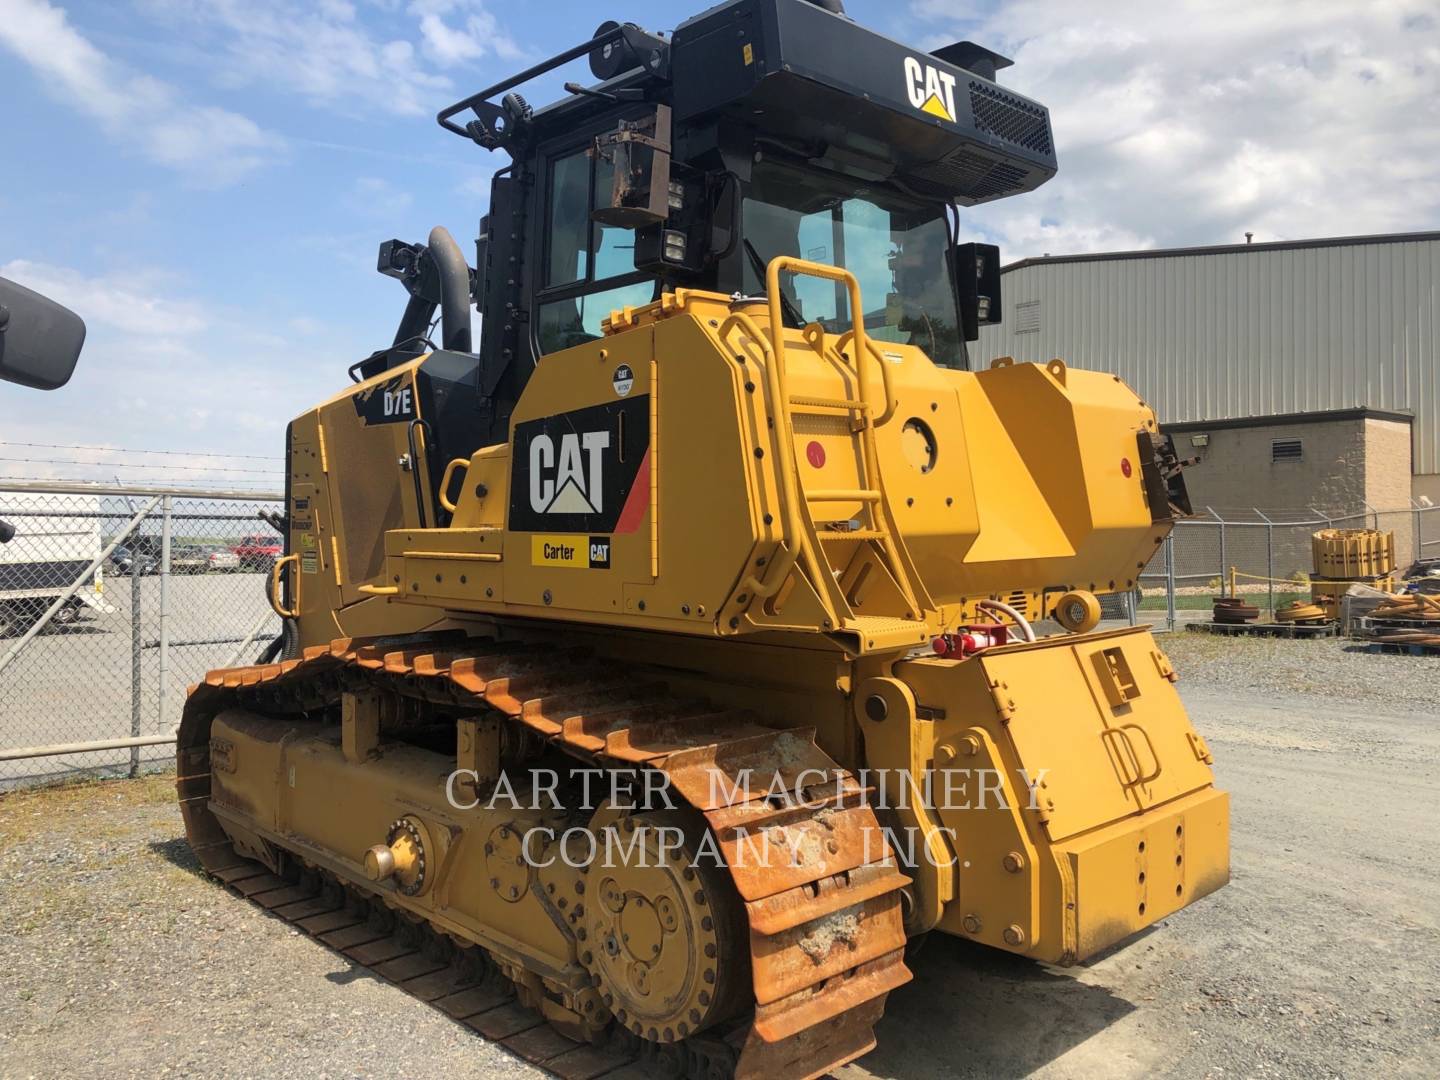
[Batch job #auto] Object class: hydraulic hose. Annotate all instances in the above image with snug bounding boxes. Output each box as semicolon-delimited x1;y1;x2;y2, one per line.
977;598;1036;642
258;618;301;664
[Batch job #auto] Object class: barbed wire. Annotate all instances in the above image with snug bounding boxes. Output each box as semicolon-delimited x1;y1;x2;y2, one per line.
0;474;285;490
0;441;280;461
0;456;281;474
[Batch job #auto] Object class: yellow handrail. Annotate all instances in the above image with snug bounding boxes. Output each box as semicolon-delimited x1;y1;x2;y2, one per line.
718;310;807;602
832;329;897;427
717;257;927;625
438;457;470;513
764;258;920;619
269;553;301;618
764;256;896;427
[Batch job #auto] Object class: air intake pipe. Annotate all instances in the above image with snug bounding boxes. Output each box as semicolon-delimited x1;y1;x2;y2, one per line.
428;225;473;354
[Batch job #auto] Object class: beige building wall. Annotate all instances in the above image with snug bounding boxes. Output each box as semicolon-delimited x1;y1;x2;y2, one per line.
1414;473;1440;505
1366;420;1418;511
1164;411;1416;568
975;233;1440;479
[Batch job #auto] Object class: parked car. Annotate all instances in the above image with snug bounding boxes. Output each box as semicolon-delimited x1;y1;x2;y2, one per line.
203;546;241;573
170;545;241;574
170;545;210;574
111;545;159;576
232;534;282;570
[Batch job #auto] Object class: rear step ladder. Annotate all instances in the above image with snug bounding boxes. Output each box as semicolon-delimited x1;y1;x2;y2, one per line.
721;257;934;653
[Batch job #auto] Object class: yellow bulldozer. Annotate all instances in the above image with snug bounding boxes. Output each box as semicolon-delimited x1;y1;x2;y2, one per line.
3;2;1229;1077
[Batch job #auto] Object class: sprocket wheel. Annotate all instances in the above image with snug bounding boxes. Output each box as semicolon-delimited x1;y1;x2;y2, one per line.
580;807;745;1046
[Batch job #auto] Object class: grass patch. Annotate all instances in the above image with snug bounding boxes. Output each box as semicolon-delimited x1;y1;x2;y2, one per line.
0;772;176;847
1;771;196;939
1141;590;1309;611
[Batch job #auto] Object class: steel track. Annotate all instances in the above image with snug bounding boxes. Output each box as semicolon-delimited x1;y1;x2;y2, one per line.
176;632;911;1079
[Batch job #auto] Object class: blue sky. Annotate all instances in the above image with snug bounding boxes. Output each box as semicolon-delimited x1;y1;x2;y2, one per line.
1;0;1436;486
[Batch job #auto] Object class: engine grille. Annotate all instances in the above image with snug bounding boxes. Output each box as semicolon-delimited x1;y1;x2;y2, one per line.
910;148;1030;201
968;82;1053;155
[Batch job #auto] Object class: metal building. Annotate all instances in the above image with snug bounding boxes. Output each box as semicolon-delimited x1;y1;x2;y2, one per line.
974;231;1440;508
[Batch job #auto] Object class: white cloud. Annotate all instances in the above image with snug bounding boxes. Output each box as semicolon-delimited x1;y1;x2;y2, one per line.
456;166;498;200
0;0;280;186
139;0;520;119
1;260;209;338
909;0;1440;258
0;259;346;471
410;0;524;67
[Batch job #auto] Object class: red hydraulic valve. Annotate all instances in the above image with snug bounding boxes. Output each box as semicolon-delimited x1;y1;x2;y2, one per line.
932;623;1011;658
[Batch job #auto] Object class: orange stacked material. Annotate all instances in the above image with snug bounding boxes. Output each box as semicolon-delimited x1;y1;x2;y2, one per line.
1359;593;1440;650
1312;529;1395;579
1370;593;1440;622
1310;528;1397;614
1214;597;1260;624
1275;600;1329;624
1365;594;1440;648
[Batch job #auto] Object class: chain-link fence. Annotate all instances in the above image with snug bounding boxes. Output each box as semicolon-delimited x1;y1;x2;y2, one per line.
4;481;1436;784
1140;502;1440;630
0;482;283;789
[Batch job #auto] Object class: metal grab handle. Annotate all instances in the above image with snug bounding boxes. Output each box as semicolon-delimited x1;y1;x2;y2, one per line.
269;553;301;619
765;256;896;427
406;418;435;529
1103;724;1162;787
438;457;470;513
1119;723;1163;784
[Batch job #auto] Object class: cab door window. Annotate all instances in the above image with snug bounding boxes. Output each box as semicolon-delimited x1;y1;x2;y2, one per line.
537;279;657;354
545;151;591;286
538;143;655;355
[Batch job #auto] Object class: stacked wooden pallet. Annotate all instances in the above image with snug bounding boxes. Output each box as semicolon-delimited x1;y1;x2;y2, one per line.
1359;593;1440;655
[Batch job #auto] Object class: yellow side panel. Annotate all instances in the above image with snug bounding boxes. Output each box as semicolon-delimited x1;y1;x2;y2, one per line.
1061;787;1230;958
952;375;1074;564
978;643;1138;840
896;627;1228;962
976;626;1218;842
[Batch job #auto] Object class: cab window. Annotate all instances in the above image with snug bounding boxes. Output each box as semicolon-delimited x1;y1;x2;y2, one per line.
538;280;656;354
538;145;656;355
741;161;964;367
545;152;591;286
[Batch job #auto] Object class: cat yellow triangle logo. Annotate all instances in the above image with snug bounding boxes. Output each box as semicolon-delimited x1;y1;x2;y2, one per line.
920;93;953;121
904;56;959;125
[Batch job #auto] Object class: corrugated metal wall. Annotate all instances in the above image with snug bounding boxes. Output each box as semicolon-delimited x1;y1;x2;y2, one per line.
974;236;1440;476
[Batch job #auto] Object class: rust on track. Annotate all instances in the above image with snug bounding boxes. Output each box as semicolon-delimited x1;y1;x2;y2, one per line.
177;633;911;1080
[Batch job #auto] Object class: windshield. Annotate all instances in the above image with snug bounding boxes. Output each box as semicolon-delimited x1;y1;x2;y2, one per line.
741;160;965;368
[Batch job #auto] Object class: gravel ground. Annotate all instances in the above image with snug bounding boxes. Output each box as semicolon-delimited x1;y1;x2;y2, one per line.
0;777;532;1079
1162;630;1439;709
2;634;1437;1079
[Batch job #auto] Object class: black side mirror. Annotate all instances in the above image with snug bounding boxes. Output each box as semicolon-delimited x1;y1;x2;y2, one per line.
592;104;673;229
952;242;1002;342
0;277;86;390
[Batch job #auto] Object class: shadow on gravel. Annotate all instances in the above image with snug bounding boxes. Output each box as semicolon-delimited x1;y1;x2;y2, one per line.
325;964;378;987
861;933;1137;1078
148;836;203;874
